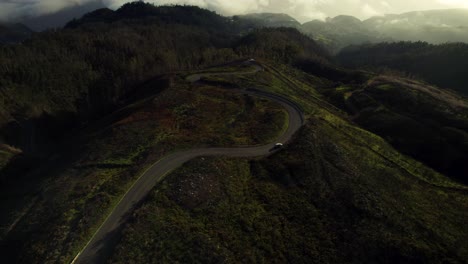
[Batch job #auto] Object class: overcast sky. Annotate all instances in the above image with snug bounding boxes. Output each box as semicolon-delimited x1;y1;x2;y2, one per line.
1;0;468;23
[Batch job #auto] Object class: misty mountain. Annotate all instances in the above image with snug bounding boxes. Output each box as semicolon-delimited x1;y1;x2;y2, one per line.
21;0;106;31
364;9;468;44
301;8;468;53
233;13;301;31
0;23;33;44
301;15;388;53
65;3;235;35
365;8;468;30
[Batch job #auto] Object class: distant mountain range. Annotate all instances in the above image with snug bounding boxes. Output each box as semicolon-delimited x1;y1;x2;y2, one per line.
230;9;468;53
3;4;468;51
218;8;468;53
301;9;468;52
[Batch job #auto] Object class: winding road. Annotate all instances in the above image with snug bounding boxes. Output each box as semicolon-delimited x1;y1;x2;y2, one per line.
71;63;304;264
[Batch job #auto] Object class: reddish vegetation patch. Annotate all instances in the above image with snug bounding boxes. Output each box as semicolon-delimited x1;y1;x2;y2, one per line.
154;108;176;129
114;112;156;126
113;103;175;129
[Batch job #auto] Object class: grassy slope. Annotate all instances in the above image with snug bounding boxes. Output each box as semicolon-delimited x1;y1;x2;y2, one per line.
320;74;468;183
111;63;468;263
0;68;286;263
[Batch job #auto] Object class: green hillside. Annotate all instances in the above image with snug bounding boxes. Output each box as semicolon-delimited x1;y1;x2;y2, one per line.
337;41;468;96
110;62;468;264
320;73;468;183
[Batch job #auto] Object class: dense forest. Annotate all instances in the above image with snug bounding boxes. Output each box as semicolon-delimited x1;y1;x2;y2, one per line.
337;41;468;95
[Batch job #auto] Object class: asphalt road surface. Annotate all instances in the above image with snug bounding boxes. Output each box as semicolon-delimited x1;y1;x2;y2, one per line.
71;63;304;264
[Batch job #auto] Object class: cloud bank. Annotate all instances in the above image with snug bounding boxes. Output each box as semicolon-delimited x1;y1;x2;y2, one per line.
0;0;98;21
1;0;468;23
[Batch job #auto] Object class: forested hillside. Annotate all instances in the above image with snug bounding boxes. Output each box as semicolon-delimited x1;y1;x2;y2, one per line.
233;13;301;32
337;41;468;95
0;3;234;153
0;2;328;153
0;24;235;150
236;27;330;64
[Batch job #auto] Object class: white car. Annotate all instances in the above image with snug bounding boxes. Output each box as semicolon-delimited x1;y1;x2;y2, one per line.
274;143;283;148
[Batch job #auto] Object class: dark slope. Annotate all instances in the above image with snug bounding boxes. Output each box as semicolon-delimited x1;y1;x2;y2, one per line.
318;69;468;183
21;0;106;31
66;2;235;34
0;23;33;43
337;41;468;95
